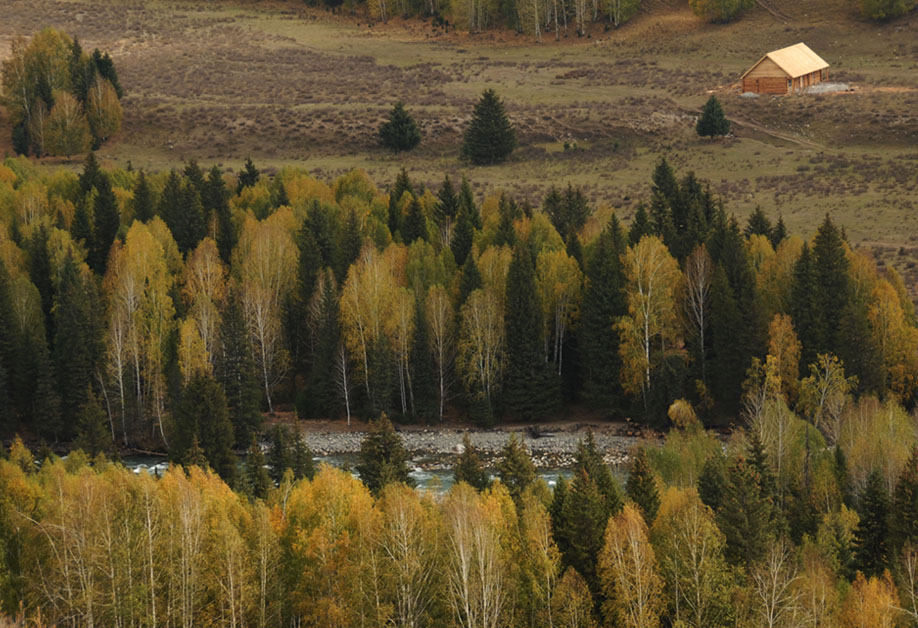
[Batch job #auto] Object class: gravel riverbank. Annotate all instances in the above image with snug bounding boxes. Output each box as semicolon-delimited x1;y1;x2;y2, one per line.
298;423;648;469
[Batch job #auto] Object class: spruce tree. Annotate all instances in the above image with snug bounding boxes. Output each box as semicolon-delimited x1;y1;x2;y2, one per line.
790;243;820;369
495;194;517;248
291;431;315;480
854;469;890;577
91;49;123;98
378;101;422;153
458;252;483;308
626;447;660;523
268;425;294;484
409;301;437;421
90;174;120;273
237;157;260;192
770;216;788;248
71;201;93;250
454;433;490;491
435;174;459;232
245;440;272;499
503;246;558;419
580;216;627;412
891;447;918;551
356;413;414;494
744;207;772;238
462;89;517;165
204;166;235;263
628;204;654;246
335;208;363;283
132;170;154;222
497;434;536;501
717;456;774;565
214;285;262;447
168;182;206;254
696;95;731;137
74;387;111;457
561;469;612;595
78;152;102;195
290;223;322;373
26;226;53;325
53;255;100;430
698;452;727;511
297;270;341;419
402;195;428;244
171;374;237;484
451;207;475;267
459;177;482;229
812;214;851;356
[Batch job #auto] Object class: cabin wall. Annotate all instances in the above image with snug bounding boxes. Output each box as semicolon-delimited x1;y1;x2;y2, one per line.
744;58;785;80
743;76;788;94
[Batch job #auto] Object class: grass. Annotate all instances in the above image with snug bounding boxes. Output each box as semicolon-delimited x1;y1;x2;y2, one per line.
1;0;917;274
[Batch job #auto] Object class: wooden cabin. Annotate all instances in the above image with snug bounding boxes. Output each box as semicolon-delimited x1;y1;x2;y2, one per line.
741;43;829;95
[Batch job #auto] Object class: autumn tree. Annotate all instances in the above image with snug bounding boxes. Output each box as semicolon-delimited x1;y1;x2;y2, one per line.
616;235;683;421
599;503;664;628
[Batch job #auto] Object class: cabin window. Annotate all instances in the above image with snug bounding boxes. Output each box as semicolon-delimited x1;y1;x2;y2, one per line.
788;79;792;89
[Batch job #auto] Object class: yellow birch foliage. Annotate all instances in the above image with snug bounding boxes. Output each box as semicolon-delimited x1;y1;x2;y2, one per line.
840;572;900;628
599;503;663;628
765;313;802;404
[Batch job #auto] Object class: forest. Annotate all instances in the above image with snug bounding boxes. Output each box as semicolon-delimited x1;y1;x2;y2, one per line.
1;151;918;624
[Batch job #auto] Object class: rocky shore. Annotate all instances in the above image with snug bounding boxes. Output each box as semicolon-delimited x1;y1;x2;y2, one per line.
299;423;648;469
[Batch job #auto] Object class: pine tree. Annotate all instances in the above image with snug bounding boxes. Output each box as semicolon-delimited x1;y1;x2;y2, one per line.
436;174;459;232
462;89;517;165
356;413;414;494
628;204;654;246
402;194;428;243
698;453;727;511
70;201;93;250
183;159;206;196
73;387;111;457
497;433;536;501
183;436;208;470
26;226;52;323
454;433;490;490
495;194;517;248
335;208;363;283
503;246;558;419
237;157;260;192
90;173;120;273
245;439;272;499
69;37;94;105
696;95;731;137
291;431;315;480
290;223;322;373
297;270;341;419
215;285;262;447
790;243;820;369
580;216;627;411
78;151;102;195
626;447;660;523
410;301;437;421
171;373;237;484
165;181;205;255
891;447;918;551
132;170;154;222
272;179;289;209
378;101;422;153
91;49;123;98
854;469;890;577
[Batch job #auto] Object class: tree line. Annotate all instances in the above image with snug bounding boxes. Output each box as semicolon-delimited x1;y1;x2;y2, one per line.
2;153;918;454
0;403;917;627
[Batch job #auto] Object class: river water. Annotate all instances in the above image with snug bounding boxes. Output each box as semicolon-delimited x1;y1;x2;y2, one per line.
121;452;576;493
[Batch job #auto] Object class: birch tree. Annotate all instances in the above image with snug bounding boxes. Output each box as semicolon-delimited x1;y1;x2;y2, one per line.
426;284;455;422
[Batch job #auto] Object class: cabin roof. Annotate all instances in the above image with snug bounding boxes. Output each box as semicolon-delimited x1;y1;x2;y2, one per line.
741;43;829;79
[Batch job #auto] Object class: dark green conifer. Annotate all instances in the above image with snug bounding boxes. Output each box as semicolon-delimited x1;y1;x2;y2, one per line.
495;193;518;248
291;431;315;481
891;447;918;551
214;285;262;446
503;246;558;419
297;270;341;419
78;152;102;196
410;301;437;421
132;170;154;222
436;174;459;229
335;208;363;284
790;243;820;369
717;456;774;565
580;216;627;411
402;195;428;244
91;49;123;98
626;447;660;523
74;387;111;457
698;452;727;511
497;434;536;501
387;169;413;237
90;174;120;273
237;157;260;192
744;207;772;238
71;201;93;250
356;413;414;494
246;440;272;498
770;216;788;248
462;89;517;165
378;101;422;153
696;95;731;137
26;225;52;321
854;469;890;577
628;203;654;246
451;207;475;267
203;166;235;263
268;425;294;484
458;252;483;307
454;433;490;491
171;374;237;484
812;214;851;356
459;177;482;229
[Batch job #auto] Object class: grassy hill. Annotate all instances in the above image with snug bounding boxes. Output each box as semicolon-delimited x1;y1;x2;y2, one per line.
1;0;916;267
